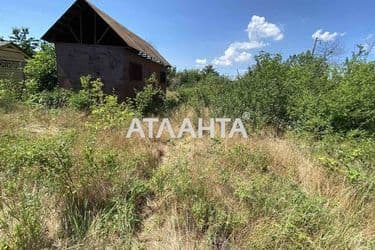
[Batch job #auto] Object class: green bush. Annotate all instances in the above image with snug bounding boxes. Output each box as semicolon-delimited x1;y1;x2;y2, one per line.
131;73;166;116
173;69;203;88
174;51;374;135
164;91;181;111
176;73;228;117
90;95;134;130
177;53;291;129
27;88;72;109
69;91;93;111
271;52;331;136
24;43;57;91
0;79;23;111
169;66;219;89
327;61;375;132
69;76;104;111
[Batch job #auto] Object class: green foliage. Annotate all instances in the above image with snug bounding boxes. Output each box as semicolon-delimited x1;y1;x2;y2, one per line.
90;95;134;130
131;73;166;116
152;158;244;246
240;53;289;128
69;76;104;111
27;88;72;109
68;91;92;111
176;51;375;135
177;73;229;116
164;91;181;111
327;61;375;132
24;43;57;91
0;104;373;248
201;65;219;77
170;69;204;89
298;131;375;196
0;79;24;111
0;129;155;243
166;66;177;86
9;27;39;56
0;192;48;249
95;179;151;240
0;39;374;249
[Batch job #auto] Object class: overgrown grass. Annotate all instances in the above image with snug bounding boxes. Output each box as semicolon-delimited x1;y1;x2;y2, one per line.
0;106;373;248
0;49;374;248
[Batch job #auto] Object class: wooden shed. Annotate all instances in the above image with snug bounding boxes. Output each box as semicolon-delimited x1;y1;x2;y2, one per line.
42;0;170;100
0;41;29;82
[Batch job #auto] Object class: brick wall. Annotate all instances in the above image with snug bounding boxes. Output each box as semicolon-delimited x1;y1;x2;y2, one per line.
56;43;167;101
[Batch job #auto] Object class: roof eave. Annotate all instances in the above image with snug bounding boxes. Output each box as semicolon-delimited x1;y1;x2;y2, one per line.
42;0;171;67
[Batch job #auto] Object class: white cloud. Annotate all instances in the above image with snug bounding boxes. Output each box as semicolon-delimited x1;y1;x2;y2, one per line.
247;15;284;41
195;58;207;66
235;52;252;62
212;41;263;66
312;29;345;42
212;47;235;66
230;41;266;50
212;15;283;67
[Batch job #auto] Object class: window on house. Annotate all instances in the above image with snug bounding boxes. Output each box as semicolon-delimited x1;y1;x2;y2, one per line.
160;71;167;85
129;62;143;81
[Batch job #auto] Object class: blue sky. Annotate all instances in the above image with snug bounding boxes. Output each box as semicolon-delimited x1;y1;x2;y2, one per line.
0;0;374;75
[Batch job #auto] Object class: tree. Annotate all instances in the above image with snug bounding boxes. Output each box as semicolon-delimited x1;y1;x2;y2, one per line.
353;35;375;60
201;65;219;77
313;38;344;61
24;43;57;91
9;27;39;56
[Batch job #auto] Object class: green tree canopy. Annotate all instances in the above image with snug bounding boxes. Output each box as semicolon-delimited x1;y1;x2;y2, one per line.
9;27;39;56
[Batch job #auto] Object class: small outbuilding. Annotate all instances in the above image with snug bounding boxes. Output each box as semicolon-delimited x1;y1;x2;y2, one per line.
42;0;171;100
0;41;29;82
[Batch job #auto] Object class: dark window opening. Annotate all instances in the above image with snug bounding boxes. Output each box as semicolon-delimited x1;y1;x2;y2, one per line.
129;62;143;81
160;71;167;84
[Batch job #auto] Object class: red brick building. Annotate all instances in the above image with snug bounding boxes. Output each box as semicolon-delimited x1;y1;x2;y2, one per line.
42;0;170;100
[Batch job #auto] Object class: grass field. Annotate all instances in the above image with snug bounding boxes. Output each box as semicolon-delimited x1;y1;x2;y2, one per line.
0;104;373;249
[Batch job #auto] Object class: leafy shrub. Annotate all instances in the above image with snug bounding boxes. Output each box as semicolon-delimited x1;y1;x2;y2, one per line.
172;69;203;88
176;53;291;129
175;51;374;135
27;88;72;109
24;43;57;91
327;61;375;132
0;79;23;111
169;66;219;89
69;76;104;111
90;95;134;130
131;73;166;116
284;52;331;133
69;91;92;111
164;91;181;111
222;53;290;129
176;73;228;117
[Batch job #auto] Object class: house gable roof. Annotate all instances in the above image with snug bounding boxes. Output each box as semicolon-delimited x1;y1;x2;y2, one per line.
0;41;31;60
0;41;10;47
42;0;170;67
